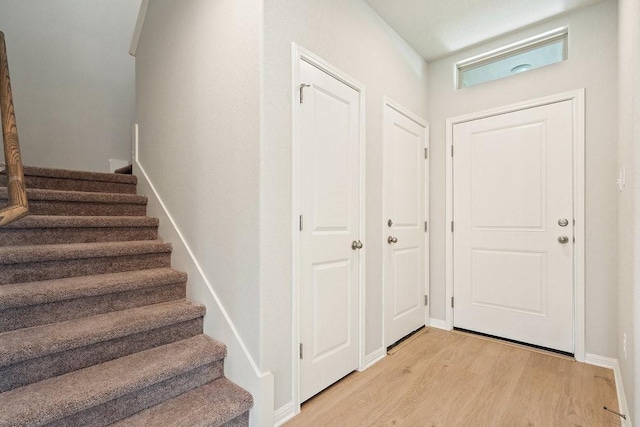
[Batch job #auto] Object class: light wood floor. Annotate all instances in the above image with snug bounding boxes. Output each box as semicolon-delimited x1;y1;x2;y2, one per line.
285;328;620;426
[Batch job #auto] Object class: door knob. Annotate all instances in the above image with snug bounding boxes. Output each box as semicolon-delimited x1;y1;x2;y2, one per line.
351;240;363;250
387;236;398;244
558;236;569;244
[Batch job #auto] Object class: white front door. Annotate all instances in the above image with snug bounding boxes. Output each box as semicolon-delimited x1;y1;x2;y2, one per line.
383;103;428;347
299;59;361;402
453;100;574;353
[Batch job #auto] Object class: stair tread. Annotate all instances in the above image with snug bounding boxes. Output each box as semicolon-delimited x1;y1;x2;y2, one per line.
0;268;187;310
12;165;138;184
0;299;205;366
0;187;147;204
0;334;225;426
1;215;158;229
0;240;172;265
114;377;253;427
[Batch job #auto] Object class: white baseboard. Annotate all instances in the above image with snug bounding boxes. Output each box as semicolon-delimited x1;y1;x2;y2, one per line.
585;353;617;369
133;156;274;427
613;360;632;426
363;347;386;370
274;402;296;427
585;353;631;426
277;349;386;425
429;318;450;330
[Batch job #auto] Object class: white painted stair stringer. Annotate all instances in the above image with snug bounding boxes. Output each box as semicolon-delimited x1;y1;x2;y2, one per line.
134;152;274;427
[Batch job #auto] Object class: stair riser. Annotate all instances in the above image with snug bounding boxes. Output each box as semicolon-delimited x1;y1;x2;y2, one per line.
1;318;203;393
0;253;172;285
0;283;186;333
0;175;137;194
110;377;252;427
48;361;224;427
0;226;158;246
222;412;250;427
18;200;147;216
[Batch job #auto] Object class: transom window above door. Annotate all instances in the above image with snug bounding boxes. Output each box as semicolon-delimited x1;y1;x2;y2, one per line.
456;27;568;88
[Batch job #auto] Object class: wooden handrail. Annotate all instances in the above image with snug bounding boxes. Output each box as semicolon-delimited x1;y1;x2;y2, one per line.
0;31;28;226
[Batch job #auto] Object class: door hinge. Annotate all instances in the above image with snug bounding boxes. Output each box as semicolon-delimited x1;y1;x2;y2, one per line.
424;147;429;159
299;83;310;104
299;343;304;359
425;295;428;306
299;215;303;231
451;145;454;157
451;297;454;308
424;221;428;233
451;221;454;232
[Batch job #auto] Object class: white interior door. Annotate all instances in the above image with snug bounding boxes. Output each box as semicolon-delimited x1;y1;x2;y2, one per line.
453;100;574;353
299;59;360;402
383;103;428;347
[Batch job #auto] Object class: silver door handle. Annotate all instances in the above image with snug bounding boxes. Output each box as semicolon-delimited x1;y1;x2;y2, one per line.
558;236;569;244
387;236;398;244
351;240;363;250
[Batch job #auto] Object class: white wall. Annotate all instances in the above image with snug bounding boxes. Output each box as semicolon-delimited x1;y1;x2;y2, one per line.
428;1;619;357
617;0;640;420
261;0;429;411
135;0;263;364
0;0;138;172
135;0;429;415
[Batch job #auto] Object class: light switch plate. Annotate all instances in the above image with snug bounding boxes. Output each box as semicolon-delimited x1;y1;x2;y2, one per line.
617;166;626;192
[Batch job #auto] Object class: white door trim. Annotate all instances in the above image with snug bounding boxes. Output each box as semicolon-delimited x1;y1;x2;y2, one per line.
381;97;429;349
445;89;585;362
384;97;429;128
291;43;367;415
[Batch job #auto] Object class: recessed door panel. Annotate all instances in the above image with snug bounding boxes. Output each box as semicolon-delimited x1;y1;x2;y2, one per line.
471;122;546;230
471;249;547;315
393;123;422;227
393;247;421;319
312;260;351;361
312;87;352;232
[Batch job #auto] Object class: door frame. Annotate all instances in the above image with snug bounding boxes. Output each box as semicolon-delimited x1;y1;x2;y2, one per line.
291;43;367;414
444;89;586;362
382;97;430;348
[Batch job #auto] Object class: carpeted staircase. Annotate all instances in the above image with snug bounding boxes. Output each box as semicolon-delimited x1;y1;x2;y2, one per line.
0;166;253;426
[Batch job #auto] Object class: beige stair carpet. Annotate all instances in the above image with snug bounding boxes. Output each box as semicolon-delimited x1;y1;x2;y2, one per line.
0;166;252;426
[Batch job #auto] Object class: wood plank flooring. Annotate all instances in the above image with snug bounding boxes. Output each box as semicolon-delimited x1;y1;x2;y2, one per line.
285;328;620;426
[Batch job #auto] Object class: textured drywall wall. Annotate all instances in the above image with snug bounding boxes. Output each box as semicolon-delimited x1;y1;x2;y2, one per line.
617;0;640;420
365;0;603;61
135;0;262;363
261;0;429;410
0;0;138;172
428;0;619;357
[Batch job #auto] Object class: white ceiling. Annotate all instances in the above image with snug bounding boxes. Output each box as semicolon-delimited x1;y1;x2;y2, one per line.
365;0;603;62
